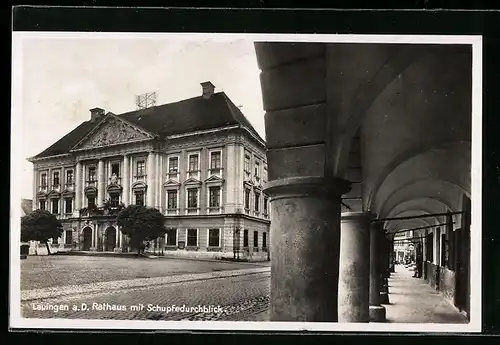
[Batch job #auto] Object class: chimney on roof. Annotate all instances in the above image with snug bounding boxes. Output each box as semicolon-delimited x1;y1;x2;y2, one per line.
201;81;215;99
90;107;105;122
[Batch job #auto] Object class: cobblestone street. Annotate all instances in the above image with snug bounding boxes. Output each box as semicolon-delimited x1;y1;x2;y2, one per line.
21;256;271;321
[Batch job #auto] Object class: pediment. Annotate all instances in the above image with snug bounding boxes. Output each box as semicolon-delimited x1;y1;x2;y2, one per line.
48;190;61;198
71;114;156;151
163;179;181;188
243;179;254;188
205;175;224;184
184;176;202;186
36;191;48;199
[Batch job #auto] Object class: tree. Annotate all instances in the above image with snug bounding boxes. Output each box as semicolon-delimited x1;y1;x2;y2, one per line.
116;205;167;255
21;209;63;255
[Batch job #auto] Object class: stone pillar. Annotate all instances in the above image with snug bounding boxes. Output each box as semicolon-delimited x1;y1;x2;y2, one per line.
380;236;390;304
97;159;105;208
74;161;82;216
369;221;386;322
147;152;155;207
338;211;372;323
122;155;129;206
264;177;350;322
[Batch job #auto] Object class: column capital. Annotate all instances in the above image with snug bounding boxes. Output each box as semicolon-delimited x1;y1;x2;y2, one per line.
341;211;376;223
264;176;351;201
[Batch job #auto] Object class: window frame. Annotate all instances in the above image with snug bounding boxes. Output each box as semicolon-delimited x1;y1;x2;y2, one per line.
208;228;221;247
186;228;199;247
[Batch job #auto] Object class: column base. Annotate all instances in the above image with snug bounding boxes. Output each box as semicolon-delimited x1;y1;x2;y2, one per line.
90;247;97;251
369;305;386;322
380;292;389;304
114;247;122;253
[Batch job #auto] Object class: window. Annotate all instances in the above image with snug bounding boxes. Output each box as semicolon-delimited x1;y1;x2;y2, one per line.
253;231;258;248
39;200;46;210
244;154;250;173
187;188;198;208
110;193;120;207
255;161;260;179
87;196;96;210
188;154;199;172
136;160;145;176
40;173;47;187
168;157;179;173
111;163;120;177
254;192;260;212
66;170;74;184
263;196;269;214
187;229;198;246
88;167;96;181
167;190;178;209
209;187;221;208
263;165;268;183
210;151;221;170
263;232;267;248
52;199;59;214
244;189;250;209
64;198;73;214
426;233;434;262
135;192;145;206
441;233;449;268
65;230;73;245
208;229;220;247
166;229;177;246
243;229;249;247
53;171;60;186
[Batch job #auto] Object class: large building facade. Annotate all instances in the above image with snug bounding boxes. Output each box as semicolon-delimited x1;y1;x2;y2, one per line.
27;82;270;261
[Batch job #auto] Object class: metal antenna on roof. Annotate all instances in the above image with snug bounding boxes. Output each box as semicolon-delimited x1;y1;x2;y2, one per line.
136;92;157;110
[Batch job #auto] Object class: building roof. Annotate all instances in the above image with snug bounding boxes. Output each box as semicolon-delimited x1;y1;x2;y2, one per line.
21;199;32;216
31;92;264;160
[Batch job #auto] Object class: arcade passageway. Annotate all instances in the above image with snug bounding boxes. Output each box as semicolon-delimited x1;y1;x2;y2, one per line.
255;41;474;323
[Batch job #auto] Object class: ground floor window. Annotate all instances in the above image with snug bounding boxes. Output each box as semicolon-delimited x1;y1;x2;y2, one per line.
166;229;177;246
187;229;198;246
263;232;267;248
243;229;249;247
208;229;220;247
253;230;258;248
135;192;145;206
39;199;46;210
65;230;72;245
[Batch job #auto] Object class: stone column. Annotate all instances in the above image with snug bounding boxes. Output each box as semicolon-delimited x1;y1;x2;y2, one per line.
122;155;129;206
97;159;105;208
74;161;82;216
369;221;386;322
338;211;372;323
264;177;350;322
380;236;390;304
147;152;155;207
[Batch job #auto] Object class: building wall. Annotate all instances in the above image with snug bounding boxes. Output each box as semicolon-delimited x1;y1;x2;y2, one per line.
30;126;270;261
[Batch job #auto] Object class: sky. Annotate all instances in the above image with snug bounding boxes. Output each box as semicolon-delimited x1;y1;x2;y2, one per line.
17;34;265;200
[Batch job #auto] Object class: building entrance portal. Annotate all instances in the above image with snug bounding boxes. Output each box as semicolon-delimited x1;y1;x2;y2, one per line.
105;227;116;252
82;227;92;251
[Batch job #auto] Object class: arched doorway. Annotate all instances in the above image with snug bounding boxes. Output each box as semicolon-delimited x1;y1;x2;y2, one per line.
82;227;92;251
105;227;116;252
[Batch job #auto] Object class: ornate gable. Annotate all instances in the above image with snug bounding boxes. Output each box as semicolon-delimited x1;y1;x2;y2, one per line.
205;175;224;185
71;115;155;151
